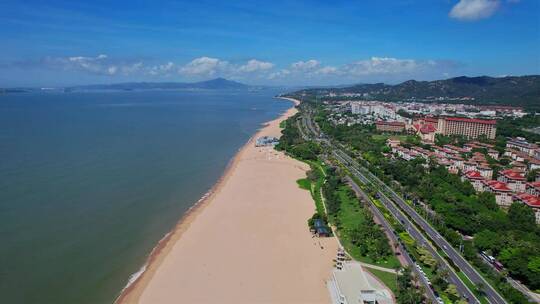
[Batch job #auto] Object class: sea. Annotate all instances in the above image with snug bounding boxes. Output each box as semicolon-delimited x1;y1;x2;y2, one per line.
0;89;292;304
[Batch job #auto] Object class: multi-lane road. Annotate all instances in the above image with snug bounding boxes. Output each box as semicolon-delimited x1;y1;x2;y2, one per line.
334;150;480;304
299;109;508;304
345;176;440;303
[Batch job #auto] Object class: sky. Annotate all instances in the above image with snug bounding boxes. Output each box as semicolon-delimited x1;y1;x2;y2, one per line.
0;0;539;87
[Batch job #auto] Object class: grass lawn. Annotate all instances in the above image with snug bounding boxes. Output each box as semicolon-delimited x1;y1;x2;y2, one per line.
296;178;311;190
399;232;415;246
441;294;453;304
371;134;410;141
336;186;401;269
366;268;398;294
456;271;489;304
295;160;327;216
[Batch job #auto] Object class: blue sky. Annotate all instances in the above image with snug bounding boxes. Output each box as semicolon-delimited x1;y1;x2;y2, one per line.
0;0;539;86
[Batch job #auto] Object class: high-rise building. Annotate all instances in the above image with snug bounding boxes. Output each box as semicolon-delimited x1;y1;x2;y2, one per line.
437;117;497;139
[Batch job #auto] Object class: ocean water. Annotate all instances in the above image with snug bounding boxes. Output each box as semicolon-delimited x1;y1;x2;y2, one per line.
0;89;291;304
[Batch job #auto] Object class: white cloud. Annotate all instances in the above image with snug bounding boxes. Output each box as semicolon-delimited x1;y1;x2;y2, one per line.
449;0;500;21
342;57;420;76
291;59;320;71
268;69;291;79
266;57;458;84
107;66;118;75
315;66;338;75
119;62;143;75
179;57;229;76
238;59;274;73
64;54;111;74
15;54;458;85
46;54;145;76
147;62;175;76
179;57;275;78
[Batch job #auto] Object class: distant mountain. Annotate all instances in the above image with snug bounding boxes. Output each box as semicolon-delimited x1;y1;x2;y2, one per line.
290;75;540;108
67;78;249;91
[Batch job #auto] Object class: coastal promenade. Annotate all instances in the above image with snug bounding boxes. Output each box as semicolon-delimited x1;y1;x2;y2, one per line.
118;101;338;303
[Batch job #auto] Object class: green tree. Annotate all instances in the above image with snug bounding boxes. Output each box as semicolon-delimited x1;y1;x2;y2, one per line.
527;169;539;182
473;230;499;251
508;203;536;231
445;284;460;301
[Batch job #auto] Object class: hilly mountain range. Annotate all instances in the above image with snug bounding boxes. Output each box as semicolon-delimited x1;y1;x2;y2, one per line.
291;75;540;109
67;77;249;91
0;78;250;93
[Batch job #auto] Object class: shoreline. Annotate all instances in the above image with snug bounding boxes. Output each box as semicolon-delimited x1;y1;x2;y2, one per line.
117;97;308;303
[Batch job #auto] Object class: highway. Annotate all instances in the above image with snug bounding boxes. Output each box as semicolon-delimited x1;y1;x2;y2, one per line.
300;114;441;303
333;149;480;304
345;176;440;303
299;110;508;304
335;149;507;304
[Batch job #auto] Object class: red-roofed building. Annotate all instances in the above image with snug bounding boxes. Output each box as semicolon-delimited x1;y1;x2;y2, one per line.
477;164;493;180
386;138;401;148
462;170;485;192
488;149;499;160
444;144;468;154
527;181;540;196
528;158;540;171
507;137;539;156
498;169;526;192
437;158;458;174
511;161;527;172
375;121;405;133
412;118;437;143
514;193;540;224
450;156;464;171
463;161;478;173
464;143;478;152
437;117;497;139
483;180;513;208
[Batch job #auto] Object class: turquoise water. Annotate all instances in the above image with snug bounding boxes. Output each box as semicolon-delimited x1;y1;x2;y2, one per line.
0;90;291;304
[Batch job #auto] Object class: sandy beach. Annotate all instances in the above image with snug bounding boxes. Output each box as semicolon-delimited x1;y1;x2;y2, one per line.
118;99;338;304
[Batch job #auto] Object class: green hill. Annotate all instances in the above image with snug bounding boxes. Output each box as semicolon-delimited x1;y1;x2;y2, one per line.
289;75;540;109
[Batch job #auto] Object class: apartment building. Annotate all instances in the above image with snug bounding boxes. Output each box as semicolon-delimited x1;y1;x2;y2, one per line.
483;180;513;208
437;117;497;139
375;121;405;133
514;193;540;224
463;170;485;192
498;169;526;193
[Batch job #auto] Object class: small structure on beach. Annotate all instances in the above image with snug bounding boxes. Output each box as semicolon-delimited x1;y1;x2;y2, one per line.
312;218;331;237
255;136;279;147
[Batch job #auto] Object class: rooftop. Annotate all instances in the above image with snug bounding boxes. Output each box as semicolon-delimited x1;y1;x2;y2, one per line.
444;117;497;125
528;181;540;190
500;169;526;181
465;170;484;180
413;123;437;134
483;180;511;192
515;193;540;207
375;121;405;126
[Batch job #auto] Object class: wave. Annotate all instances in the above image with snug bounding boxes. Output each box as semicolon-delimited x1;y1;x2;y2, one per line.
115;187;214;301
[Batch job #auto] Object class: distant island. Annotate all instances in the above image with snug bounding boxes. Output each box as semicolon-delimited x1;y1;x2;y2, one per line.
0;78;253;93
68;77;249;91
287;75;540;110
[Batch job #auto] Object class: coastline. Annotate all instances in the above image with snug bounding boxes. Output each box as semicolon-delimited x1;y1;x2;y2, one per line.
117;97;338;304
